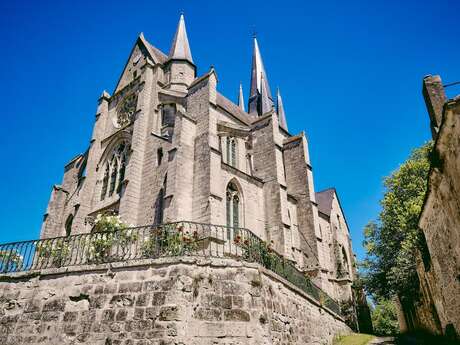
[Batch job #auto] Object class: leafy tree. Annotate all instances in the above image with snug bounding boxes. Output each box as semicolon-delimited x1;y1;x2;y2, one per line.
361;142;433;301
372;299;399;336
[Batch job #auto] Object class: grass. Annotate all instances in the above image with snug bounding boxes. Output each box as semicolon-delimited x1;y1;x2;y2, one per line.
333;333;375;345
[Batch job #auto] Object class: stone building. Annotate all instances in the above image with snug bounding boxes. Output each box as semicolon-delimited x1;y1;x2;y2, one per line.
401;75;460;338
40;14;357;304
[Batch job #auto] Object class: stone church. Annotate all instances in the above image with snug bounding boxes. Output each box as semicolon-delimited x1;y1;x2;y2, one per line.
40;15;356;303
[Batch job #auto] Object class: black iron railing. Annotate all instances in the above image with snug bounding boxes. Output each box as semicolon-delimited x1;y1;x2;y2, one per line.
0;221;342;316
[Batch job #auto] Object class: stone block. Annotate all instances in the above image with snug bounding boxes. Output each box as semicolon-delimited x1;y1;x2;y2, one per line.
151;292;166;306
145;307;159;320
119;282;142;293
24;299;41;313
158;305;182;321
198;322;226;337
193;307;222;321
116;309;128;321
109;294;134;307
41;311;60;322
90;295;108;309
103;309;116;321
63;311;78;322
135;293;150;306
134;307;144;320
223;309;250;322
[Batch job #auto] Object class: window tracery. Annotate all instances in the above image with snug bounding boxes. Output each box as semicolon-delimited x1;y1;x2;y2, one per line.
116;93;138;128
226;137;237;167
100;141;130;201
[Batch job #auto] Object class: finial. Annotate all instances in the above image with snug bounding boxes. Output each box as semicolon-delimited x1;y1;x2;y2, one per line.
252;26;257;39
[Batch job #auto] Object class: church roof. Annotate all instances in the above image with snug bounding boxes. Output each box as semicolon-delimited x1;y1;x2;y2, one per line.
316;188;336;217
141;35;168;64
216;92;252;125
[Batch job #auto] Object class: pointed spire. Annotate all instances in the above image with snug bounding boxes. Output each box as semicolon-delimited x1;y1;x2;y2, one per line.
169;14;193;63
248;37;273;116
277;88;288;131
238;83;245;112
260;74;273;114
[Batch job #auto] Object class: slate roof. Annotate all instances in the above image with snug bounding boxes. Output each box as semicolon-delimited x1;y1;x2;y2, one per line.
316;188;336;217
141;36;168;64
216;92;252;126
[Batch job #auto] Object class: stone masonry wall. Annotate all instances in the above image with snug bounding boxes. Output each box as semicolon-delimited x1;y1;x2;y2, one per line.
413;77;460;337
0;258;350;345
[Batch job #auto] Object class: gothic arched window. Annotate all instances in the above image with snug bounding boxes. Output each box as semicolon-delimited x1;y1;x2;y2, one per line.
226;182;241;239
65;214;74;237
100;141;130;201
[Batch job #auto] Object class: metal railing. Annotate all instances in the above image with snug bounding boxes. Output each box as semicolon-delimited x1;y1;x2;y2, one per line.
0;221;342;316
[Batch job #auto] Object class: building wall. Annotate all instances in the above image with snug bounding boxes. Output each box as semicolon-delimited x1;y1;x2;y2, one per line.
416;95;460;336
0;258;350;345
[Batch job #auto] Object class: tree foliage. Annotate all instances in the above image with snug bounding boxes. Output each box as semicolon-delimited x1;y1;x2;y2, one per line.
362;142;433;301
371;299;399;336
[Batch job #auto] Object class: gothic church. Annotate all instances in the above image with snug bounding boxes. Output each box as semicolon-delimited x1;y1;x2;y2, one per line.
40;15;356;302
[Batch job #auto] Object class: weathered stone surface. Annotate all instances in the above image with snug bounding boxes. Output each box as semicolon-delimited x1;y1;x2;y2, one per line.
407;76;460;338
0;259;350;344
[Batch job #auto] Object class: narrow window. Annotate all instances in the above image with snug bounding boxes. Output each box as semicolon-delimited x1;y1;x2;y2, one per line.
65;214;74;236
109;157;118;196
232;195;239;228
226;137;237;167
342;247;349;274
155;188;165;225
246;153;253;175
226;137;231;165
231;139;237;167
226;193;231;230
157;148;163;166
117;154;126;194
226;181;241;239
101;163;109;200
154;175;167;225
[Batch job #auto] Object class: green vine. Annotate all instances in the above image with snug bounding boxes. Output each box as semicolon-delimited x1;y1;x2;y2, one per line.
234;235;278;269
36;239;71;267
142;224;198;257
85;214;137;263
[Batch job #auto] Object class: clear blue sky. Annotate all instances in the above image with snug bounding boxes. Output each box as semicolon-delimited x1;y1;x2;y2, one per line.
0;0;459;261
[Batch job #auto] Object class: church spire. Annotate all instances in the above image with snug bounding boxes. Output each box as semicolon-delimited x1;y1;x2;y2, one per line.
260;74;273;114
248;37;273;116
238;83;245;112
168;14;193;63
277;88;288;131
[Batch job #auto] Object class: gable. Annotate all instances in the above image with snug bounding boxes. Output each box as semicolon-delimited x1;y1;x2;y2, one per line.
113;35;168;94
